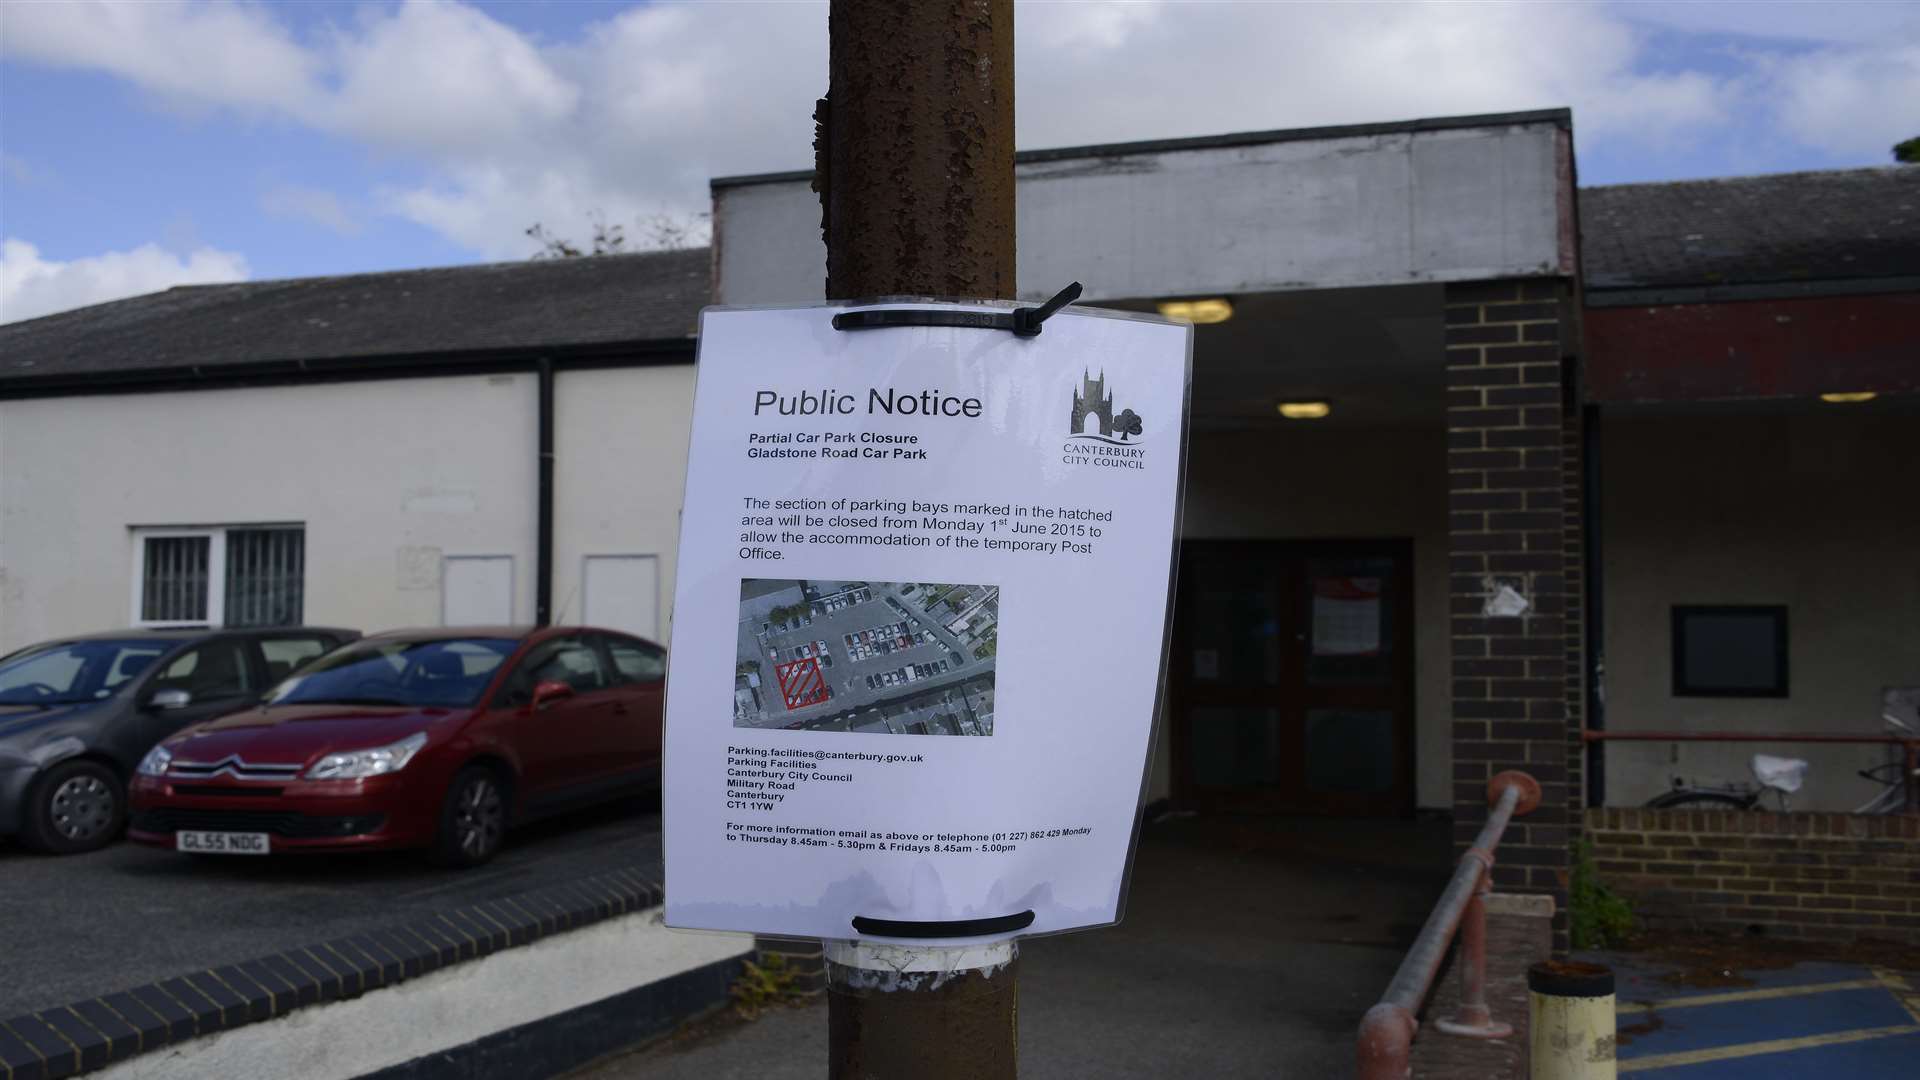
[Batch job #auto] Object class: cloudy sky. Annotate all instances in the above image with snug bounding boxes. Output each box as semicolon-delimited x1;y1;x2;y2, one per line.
2;0;1916;323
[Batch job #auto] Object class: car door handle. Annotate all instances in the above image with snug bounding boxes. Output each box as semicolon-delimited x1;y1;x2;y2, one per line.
607;702;630;715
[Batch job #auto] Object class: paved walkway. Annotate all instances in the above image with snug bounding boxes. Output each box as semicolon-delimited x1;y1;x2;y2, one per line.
1588;951;1920;1078
574;814;1454;1079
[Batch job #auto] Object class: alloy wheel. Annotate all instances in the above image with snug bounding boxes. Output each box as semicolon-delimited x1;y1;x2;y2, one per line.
50;774;116;842
453;776;504;858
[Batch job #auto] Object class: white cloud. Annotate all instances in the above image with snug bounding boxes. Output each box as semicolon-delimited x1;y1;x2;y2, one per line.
3;0;1914;264
1765;43;1920;158
260;185;362;235
1011;2;1733;151
1;0;319;114
1613;0;1920;47
320;0;581;158
0;239;249;324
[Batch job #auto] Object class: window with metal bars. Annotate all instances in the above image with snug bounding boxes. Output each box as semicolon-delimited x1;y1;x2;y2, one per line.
132;525;305;627
141;535;211;623
225;528;305;627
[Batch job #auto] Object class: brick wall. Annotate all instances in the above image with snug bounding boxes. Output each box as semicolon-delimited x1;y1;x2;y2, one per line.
754;935;827;995
1588;808;1920;943
1445;279;1582;951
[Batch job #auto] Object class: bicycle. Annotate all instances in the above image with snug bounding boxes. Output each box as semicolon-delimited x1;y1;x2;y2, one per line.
1645;697;1917;814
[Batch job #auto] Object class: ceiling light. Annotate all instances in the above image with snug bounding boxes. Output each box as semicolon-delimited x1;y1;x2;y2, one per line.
1277;400;1331;420
1819;391;1877;404
1157;298;1233;324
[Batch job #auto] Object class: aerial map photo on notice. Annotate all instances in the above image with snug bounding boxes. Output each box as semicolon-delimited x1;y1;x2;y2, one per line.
736;578;997;736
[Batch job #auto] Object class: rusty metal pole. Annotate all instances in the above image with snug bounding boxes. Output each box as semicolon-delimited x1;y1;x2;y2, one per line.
817;0;1016;300
1434;862;1513;1038
816;2;1019;1077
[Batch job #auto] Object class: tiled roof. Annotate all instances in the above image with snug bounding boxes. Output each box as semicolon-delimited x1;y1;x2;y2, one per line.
1;248;710;384
1579;167;1920;290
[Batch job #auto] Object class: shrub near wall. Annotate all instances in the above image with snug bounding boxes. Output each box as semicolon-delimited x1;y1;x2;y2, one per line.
1586;808;1920;944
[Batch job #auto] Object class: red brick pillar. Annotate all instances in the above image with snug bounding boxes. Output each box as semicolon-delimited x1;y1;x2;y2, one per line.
1445;278;1583;952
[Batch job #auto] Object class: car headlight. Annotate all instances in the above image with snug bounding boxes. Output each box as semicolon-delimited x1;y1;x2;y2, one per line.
137;744;173;777
304;732;428;780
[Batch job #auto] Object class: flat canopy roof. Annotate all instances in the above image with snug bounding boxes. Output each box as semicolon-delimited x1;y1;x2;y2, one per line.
711;108;1574;188
712;109;1576;305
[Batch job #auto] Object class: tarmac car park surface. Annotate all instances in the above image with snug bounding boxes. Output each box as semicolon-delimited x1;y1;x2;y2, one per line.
0;794;663;1019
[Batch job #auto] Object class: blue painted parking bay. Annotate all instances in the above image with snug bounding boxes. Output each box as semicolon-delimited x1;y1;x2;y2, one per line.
1595;953;1920;1076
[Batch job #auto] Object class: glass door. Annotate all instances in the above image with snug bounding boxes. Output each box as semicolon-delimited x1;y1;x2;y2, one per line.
1172;540;1415;816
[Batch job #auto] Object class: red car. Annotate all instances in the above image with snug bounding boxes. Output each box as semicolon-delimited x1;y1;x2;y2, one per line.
128;626;665;867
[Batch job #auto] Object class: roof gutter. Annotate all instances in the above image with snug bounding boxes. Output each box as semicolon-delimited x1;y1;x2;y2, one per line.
0;337;695;401
1583;275;1920;308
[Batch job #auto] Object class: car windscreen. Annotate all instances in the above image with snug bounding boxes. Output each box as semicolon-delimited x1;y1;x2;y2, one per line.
0;640;173;705
265;638;517;709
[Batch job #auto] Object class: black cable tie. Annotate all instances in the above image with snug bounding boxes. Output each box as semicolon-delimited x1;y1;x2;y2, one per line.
830;281;1083;337
1011;281;1082;337
850;910;1036;938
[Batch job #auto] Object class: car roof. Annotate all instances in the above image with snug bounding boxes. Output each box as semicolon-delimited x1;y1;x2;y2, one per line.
361;626;538;643
356;625;662;647
34;626;359;644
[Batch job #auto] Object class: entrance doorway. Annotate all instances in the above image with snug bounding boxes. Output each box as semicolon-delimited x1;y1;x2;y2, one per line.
1171;539;1415;816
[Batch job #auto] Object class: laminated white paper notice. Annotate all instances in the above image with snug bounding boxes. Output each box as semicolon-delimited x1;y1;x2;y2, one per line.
663;301;1191;945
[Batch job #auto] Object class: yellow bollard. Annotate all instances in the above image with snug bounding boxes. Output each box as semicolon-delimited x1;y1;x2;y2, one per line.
1529;961;1616;1079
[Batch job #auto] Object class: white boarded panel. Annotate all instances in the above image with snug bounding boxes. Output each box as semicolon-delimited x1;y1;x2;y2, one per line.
443;555;513;626
583;555;659;640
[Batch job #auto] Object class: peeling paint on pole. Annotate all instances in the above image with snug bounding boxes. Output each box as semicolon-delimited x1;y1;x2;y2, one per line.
829;941;1020;1079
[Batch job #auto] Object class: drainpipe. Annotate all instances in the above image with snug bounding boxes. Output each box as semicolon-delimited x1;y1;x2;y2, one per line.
1583;403;1604;806
536;356;555;627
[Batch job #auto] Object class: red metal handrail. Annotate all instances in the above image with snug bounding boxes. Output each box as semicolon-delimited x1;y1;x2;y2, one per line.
1581;729;1920;813
1356;770;1541;1080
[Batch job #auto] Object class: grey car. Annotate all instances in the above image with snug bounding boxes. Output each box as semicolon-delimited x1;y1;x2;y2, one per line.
0;627;358;853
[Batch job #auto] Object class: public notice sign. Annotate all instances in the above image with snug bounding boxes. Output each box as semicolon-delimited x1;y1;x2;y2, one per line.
663;301;1191;944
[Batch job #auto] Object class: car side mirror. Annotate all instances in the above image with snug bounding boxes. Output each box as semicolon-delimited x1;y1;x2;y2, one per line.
147;687;192;711
531;680;574;711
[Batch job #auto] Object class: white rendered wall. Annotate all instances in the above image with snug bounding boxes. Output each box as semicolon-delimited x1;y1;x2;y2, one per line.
550;365;697;643
715;121;1567;306
0;375;538;649
1601;411;1920;812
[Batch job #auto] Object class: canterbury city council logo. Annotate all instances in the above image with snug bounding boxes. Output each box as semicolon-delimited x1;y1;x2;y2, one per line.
1063;369;1148;471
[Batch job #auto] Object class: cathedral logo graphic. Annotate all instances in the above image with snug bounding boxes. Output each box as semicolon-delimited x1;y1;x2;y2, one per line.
1063;370;1149;472
1067;369;1145;444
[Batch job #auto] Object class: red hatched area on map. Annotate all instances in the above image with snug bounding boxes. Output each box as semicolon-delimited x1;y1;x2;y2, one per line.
774;657;829;710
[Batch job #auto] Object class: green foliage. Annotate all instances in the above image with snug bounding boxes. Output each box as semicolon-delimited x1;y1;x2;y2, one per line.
1894;137;1920;164
729;953;802;1019
765;603;811;627
1570;837;1634;950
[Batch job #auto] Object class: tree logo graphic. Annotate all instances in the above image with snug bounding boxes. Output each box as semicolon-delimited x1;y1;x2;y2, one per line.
1068;370;1145;444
